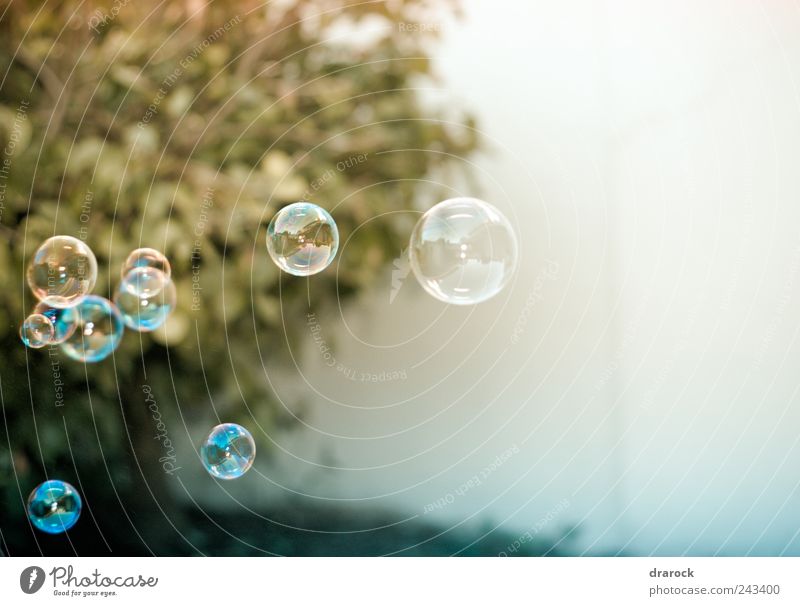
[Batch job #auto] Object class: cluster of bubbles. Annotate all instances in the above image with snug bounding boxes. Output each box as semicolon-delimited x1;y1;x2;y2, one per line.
24;198;515;532
20;238;176;362
22;243;179;533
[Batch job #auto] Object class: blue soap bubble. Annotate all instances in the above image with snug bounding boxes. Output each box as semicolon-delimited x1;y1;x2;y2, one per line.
26;235;98;308
34;301;78;344
59;295;125;362
266;201;339;276
409;197;518;305
113;267;176;332
19;313;55;349
27;480;82;534
200;423;256;480
121;248;171;286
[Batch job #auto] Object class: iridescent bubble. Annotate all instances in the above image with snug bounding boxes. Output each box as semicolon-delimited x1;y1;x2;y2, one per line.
19;314;55;349
409;197;518;305
121;248;171;285
27;480;82;534
59;295;125;362
34;301;78;344
200;423;256;480
114;267;176;332
26;235;98;308
266;202;339;276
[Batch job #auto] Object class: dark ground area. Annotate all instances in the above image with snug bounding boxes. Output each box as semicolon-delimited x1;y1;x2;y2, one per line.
1;501;564;557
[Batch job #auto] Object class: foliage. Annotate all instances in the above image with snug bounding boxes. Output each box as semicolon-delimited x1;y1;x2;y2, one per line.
0;0;478;553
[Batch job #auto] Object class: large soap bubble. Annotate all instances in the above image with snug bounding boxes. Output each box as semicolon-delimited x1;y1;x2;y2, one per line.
27;236;97;308
266;202;339;276
409;197;518;305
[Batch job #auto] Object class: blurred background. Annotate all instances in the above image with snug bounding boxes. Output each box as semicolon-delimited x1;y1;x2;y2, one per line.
2;0;800;556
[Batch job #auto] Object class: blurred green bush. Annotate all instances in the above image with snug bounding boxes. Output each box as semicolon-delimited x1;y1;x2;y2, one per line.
0;0;478;551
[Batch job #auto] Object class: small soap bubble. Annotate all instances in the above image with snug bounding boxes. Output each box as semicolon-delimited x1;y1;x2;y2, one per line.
200;423;256;480
34;301;78;344
114;267;176;332
409;197;518;305
27;480;82;534
266;201;339;276
19;314;55;349
59;295;125;363
26;235;98;308
121;248;171;284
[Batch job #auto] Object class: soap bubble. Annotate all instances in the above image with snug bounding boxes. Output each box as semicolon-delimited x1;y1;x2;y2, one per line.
19;314;55;349
34;301;78;344
200;423;256;480
114;267;176;332
409;197;518;305
266;201;339;276
121;248;171;284
59;295;125;362
27;235;97;308
27;480;82;534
